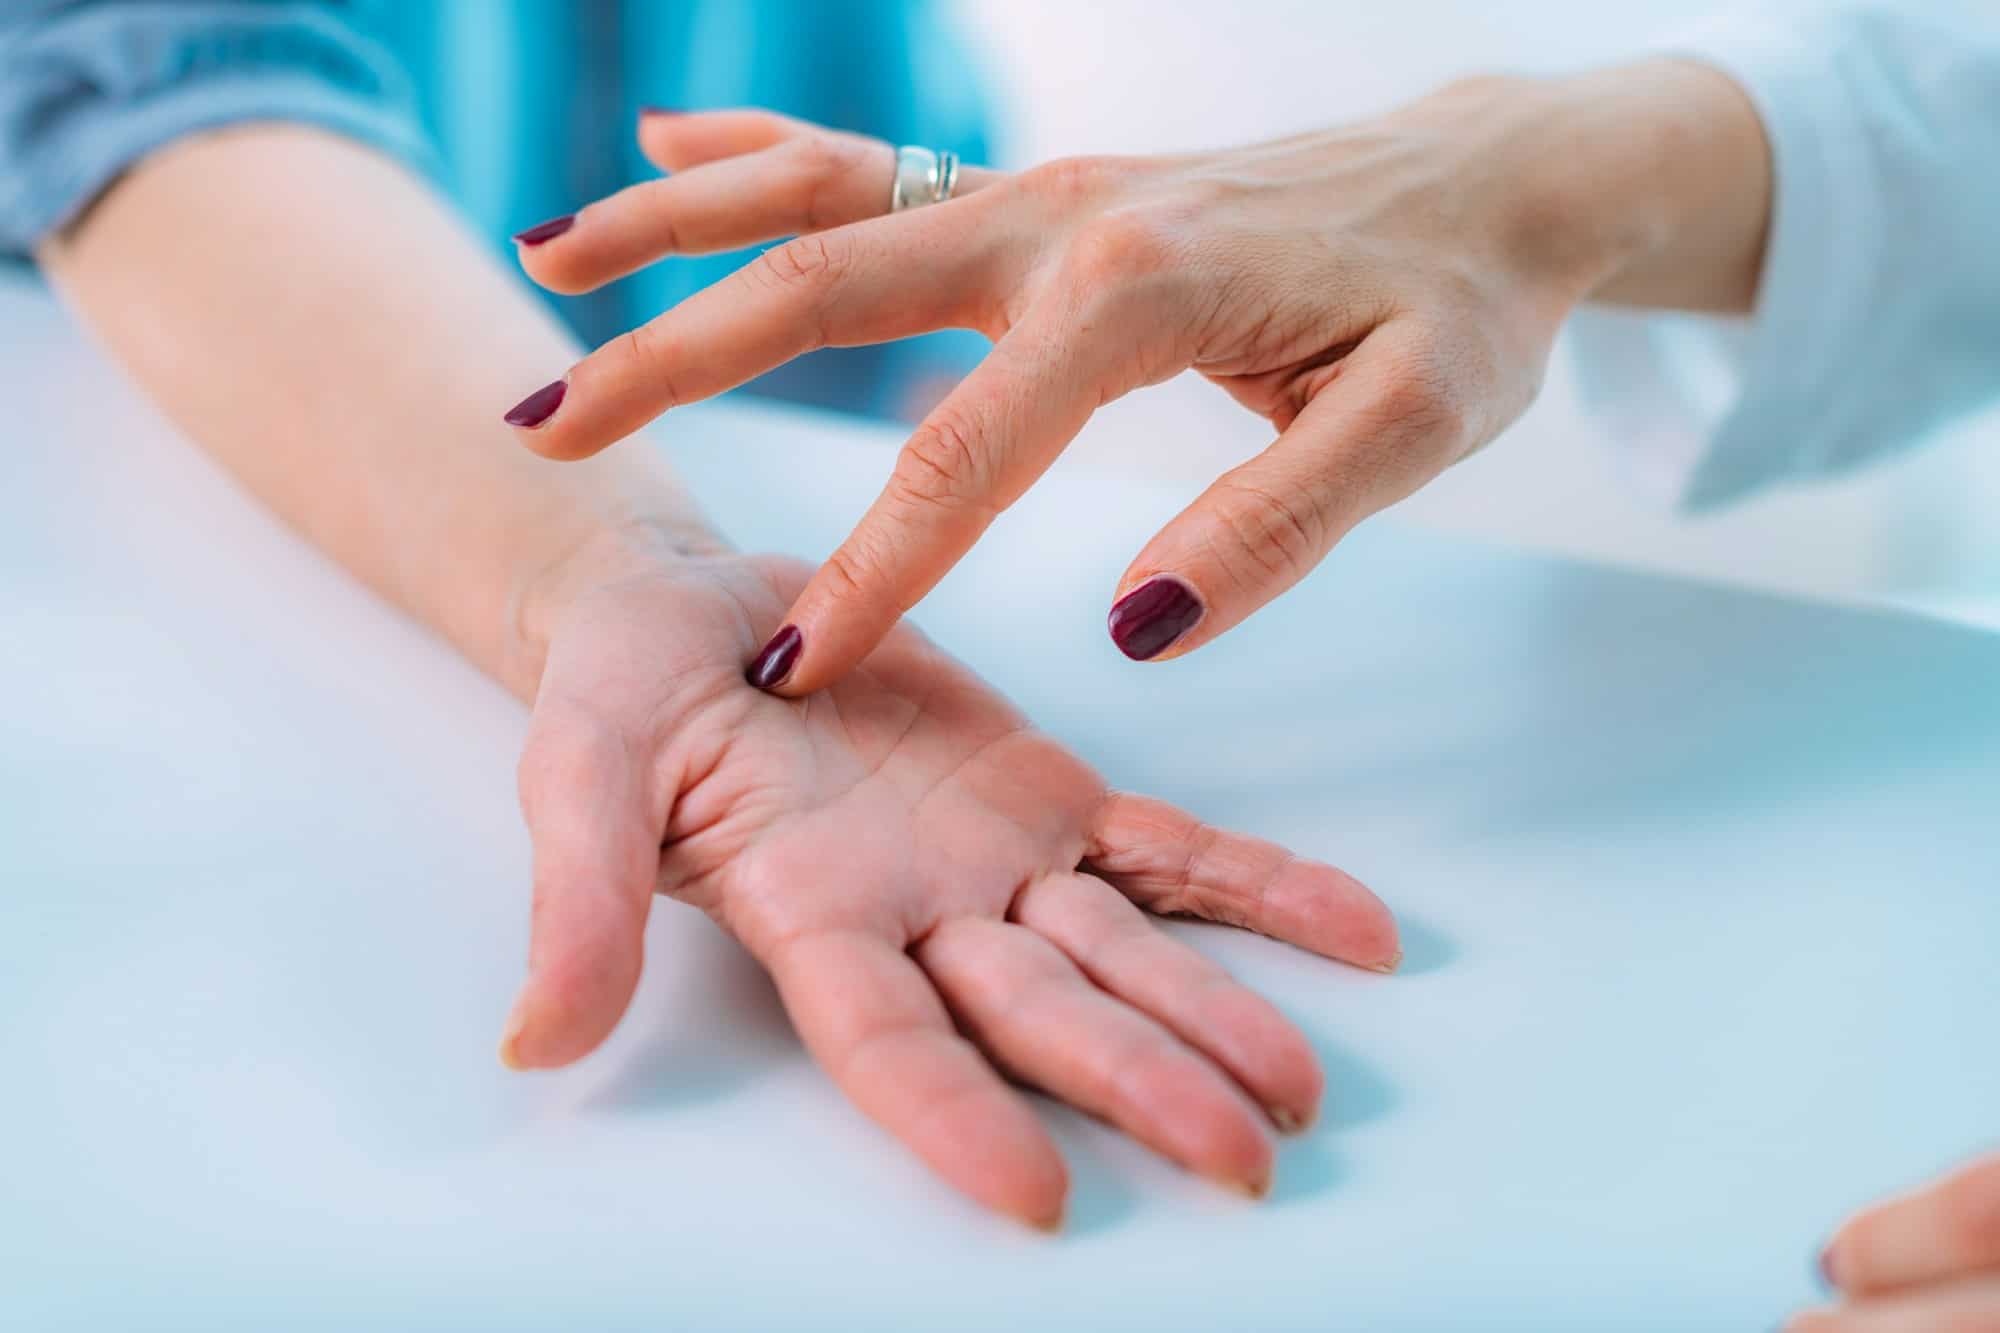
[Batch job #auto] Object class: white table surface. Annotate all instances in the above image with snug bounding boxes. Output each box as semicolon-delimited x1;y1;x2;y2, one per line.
3;272;1996;1331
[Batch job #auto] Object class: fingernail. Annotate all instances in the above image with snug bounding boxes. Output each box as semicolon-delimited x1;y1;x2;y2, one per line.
497;996;529;1070
1366;950;1404;975
639;104;680;119
1030;1205;1065;1234
1815;1243;1838;1293
511;214;576;247
746;624;802;690
503;379;567;429
1270;1107;1305;1135
1107;576;1205;661
1229;1169;1273;1201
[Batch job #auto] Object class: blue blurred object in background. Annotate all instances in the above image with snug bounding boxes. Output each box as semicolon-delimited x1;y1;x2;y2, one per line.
370;0;994;419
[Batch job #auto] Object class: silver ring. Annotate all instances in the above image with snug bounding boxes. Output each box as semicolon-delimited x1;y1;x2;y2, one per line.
890;145;959;212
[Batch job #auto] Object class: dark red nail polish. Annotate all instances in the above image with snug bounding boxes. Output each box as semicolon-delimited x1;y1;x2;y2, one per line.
639;104;680;119
1107;576;1204;661
746;624;802;690
503;379;567;429
511;214;575;246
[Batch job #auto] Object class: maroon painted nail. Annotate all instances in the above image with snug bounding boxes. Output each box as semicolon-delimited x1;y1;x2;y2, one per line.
503;379;567;429
511;214;575;246
1107;576;1205;661
746;624;802;690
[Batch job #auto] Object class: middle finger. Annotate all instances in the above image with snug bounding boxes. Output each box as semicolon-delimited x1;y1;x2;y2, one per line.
915;915;1274;1196
1011;871;1323;1133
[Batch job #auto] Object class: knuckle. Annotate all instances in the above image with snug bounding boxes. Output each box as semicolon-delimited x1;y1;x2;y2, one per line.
1373;353;1467;445
798;132;864;177
1208;475;1329;586
754;231;851;296
792;134;872;228
1065;207;1178;287
891;412;992;515
613;324;683;409
1020;154;1118;206
819;539;888;608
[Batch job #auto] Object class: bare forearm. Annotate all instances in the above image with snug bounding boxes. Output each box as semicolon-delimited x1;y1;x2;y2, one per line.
36;124;721;699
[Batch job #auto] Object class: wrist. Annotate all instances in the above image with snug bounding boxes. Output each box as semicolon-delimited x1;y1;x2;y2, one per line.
505;512;734;695
1517;59;1773;313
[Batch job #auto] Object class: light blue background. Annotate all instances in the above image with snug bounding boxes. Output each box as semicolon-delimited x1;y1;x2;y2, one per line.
3;276;1995;1330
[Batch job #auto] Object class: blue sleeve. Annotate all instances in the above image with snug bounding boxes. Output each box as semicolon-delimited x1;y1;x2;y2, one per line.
1566;2;2000;510
0;1;433;259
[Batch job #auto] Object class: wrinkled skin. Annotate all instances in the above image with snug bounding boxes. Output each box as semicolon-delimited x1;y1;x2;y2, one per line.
501;552;1400;1225
509;88;1633;692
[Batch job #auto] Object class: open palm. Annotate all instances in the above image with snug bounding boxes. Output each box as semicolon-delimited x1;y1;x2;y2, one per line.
501;552;1400;1224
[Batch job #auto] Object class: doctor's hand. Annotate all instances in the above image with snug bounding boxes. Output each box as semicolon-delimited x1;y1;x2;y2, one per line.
1784;1151;2000;1331
498;534;1400;1225
506;61;1770;694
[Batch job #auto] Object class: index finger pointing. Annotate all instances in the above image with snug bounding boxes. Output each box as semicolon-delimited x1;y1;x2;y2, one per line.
747;305;1117;695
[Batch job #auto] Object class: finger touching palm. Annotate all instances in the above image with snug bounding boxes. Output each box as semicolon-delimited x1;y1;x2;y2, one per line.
501;554;1400;1225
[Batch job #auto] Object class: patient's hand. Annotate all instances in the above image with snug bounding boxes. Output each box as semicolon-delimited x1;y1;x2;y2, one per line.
1790;1150;2000;1331
499;544;1399;1225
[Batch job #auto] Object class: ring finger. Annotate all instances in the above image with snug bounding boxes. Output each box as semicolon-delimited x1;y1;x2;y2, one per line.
915;916;1275;1196
520;112;1006;296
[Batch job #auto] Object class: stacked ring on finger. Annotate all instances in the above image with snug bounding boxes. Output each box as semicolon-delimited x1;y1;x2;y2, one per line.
890;145;961;212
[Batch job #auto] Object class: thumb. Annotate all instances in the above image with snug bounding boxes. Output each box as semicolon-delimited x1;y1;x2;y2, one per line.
1107;322;1475;661
500;707;661;1069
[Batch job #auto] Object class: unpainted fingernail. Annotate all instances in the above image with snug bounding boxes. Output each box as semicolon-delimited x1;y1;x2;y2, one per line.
1815;1243;1838;1292
1366;950;1404;975
639;104;680;119
746;624;803;690
512;213;576;246
1218;1167;1272;1200
1030;1205;1065;1234
1107;575;1205;661
497;997;530;1070
504;379;568;429
1270;1106;1305;1135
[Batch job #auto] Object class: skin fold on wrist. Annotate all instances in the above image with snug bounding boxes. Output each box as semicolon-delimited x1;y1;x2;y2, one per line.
507;512;736;688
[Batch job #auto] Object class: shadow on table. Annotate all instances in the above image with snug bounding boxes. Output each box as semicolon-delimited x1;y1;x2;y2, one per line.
576;902;1413;1231
578;925;796;1115
1389;913;1456;977
1445;571;2000;841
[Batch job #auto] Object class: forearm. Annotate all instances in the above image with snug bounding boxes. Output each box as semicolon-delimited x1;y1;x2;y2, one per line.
36;124;723;700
